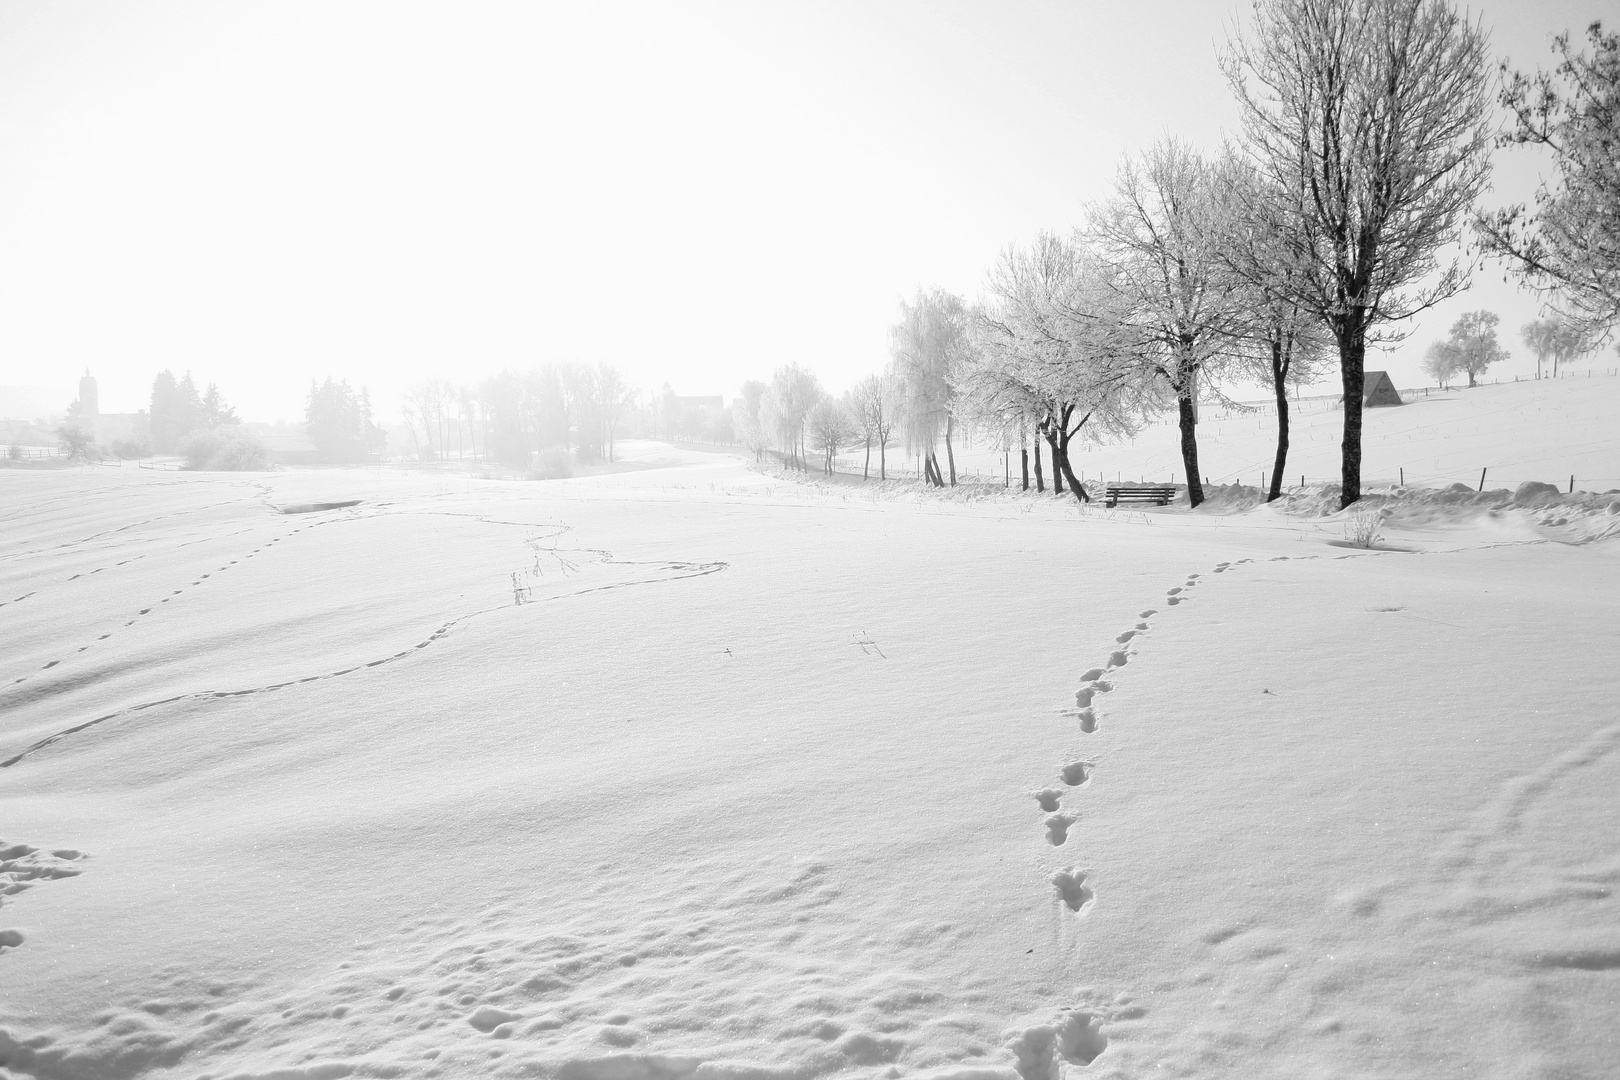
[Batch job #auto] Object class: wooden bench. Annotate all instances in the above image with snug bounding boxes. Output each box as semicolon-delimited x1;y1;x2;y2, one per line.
1105;484;1178;507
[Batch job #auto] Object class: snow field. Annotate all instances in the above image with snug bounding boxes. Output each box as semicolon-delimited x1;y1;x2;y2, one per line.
2;445;1617;1080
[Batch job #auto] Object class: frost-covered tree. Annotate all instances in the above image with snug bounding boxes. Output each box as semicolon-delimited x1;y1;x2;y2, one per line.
1477;22;1620;339
1422;339;1462;387
974;233;1152;504
769;364;819;470
307;378;384;463
150;370;204;453
199;384;238;428
806;398;856;476
1440;310;1509;387
891;289;969;487
1089;141;1245;507
1225;0;1493;507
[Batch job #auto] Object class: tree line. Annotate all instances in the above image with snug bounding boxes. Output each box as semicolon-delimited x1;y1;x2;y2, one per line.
733;2;1617;510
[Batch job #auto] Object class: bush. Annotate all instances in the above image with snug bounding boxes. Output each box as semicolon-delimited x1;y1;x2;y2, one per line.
183;428;271;471
109;437;153;459
1343;505;1384;548
56;425;99;463
528;445;573;480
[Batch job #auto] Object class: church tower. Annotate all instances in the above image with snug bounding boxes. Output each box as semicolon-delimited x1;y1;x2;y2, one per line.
77;370;99;418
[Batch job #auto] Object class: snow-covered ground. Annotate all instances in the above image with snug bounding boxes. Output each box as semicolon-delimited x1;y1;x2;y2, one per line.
2;401;1617;1079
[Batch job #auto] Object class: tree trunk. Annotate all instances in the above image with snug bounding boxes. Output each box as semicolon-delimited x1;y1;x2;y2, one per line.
1339;317;1368;509
1048;426;1064;495
1051;431;1089;503
944;415;957;486
1177;388;1205;508
863;438;870;480
1033;428;1045;492
880;438;886;481
1020;444;1029;491
1268;338;1289;503
924;452;944;487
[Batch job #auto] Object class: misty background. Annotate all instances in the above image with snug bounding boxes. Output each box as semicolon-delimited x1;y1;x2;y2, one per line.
0;0;1603;423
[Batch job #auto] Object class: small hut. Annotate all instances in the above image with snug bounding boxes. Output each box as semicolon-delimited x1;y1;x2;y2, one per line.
1361;371;1403;407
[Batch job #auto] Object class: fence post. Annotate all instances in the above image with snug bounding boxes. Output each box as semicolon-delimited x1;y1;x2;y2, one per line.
1478;467;1487;492
1570;474;1574;493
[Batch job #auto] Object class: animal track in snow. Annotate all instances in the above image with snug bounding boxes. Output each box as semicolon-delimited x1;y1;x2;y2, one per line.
1;531;730;768
1061;761;1092;786
1115;630;1137;644
1;842;86;951
1044;814;1078;846
1166;586;1182;595
1034;789;1063;813
1107;650;1129;668
1073;680;1110;708
1077;709;1097;733
1051;868;1094;913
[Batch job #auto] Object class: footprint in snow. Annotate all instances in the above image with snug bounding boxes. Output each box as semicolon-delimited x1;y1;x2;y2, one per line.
1116;630;1136;644
1107;650;1128;668
1051;868;1095;913
1080;667;1105;683
1045;813;1078;846
1166;586;1183;595
1034;789;1063;813
1073;681;1109;708
1061;761;1092;786
1078;709;1098;734
1139;609;1156;619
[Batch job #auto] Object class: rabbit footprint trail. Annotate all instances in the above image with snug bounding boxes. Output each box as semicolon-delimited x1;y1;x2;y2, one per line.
7;515;345;690
0;841;88;953
1016;556;1267;1070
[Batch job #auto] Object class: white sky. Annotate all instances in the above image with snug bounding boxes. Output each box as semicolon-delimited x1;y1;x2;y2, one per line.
0;0;1611;423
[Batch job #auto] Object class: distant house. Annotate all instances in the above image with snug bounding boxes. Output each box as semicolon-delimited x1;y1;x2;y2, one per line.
261;434;319;466
1362;371;1403;407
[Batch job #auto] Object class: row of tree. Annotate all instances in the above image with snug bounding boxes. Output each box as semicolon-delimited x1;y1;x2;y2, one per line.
738;2;1616;510
400;362;635;467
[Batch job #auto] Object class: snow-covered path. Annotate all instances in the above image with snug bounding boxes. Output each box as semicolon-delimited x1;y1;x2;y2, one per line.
1;451;1615;1080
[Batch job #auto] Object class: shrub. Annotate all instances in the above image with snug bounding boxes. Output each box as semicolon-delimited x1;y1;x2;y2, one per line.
183;428;271;471
1343;505;1383;548
109;437;153;459
528;445;573;480
56;425;99;462
7;442;20;461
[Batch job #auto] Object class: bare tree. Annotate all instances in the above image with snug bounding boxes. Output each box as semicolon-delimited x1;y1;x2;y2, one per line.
595;363;634;462
1089;141;1245;507
1225;0;1492;507
1477;22;1619;340
1220;161;1332;501
844;372;903;480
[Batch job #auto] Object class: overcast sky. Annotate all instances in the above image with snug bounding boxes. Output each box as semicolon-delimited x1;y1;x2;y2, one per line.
0;0;1609;422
